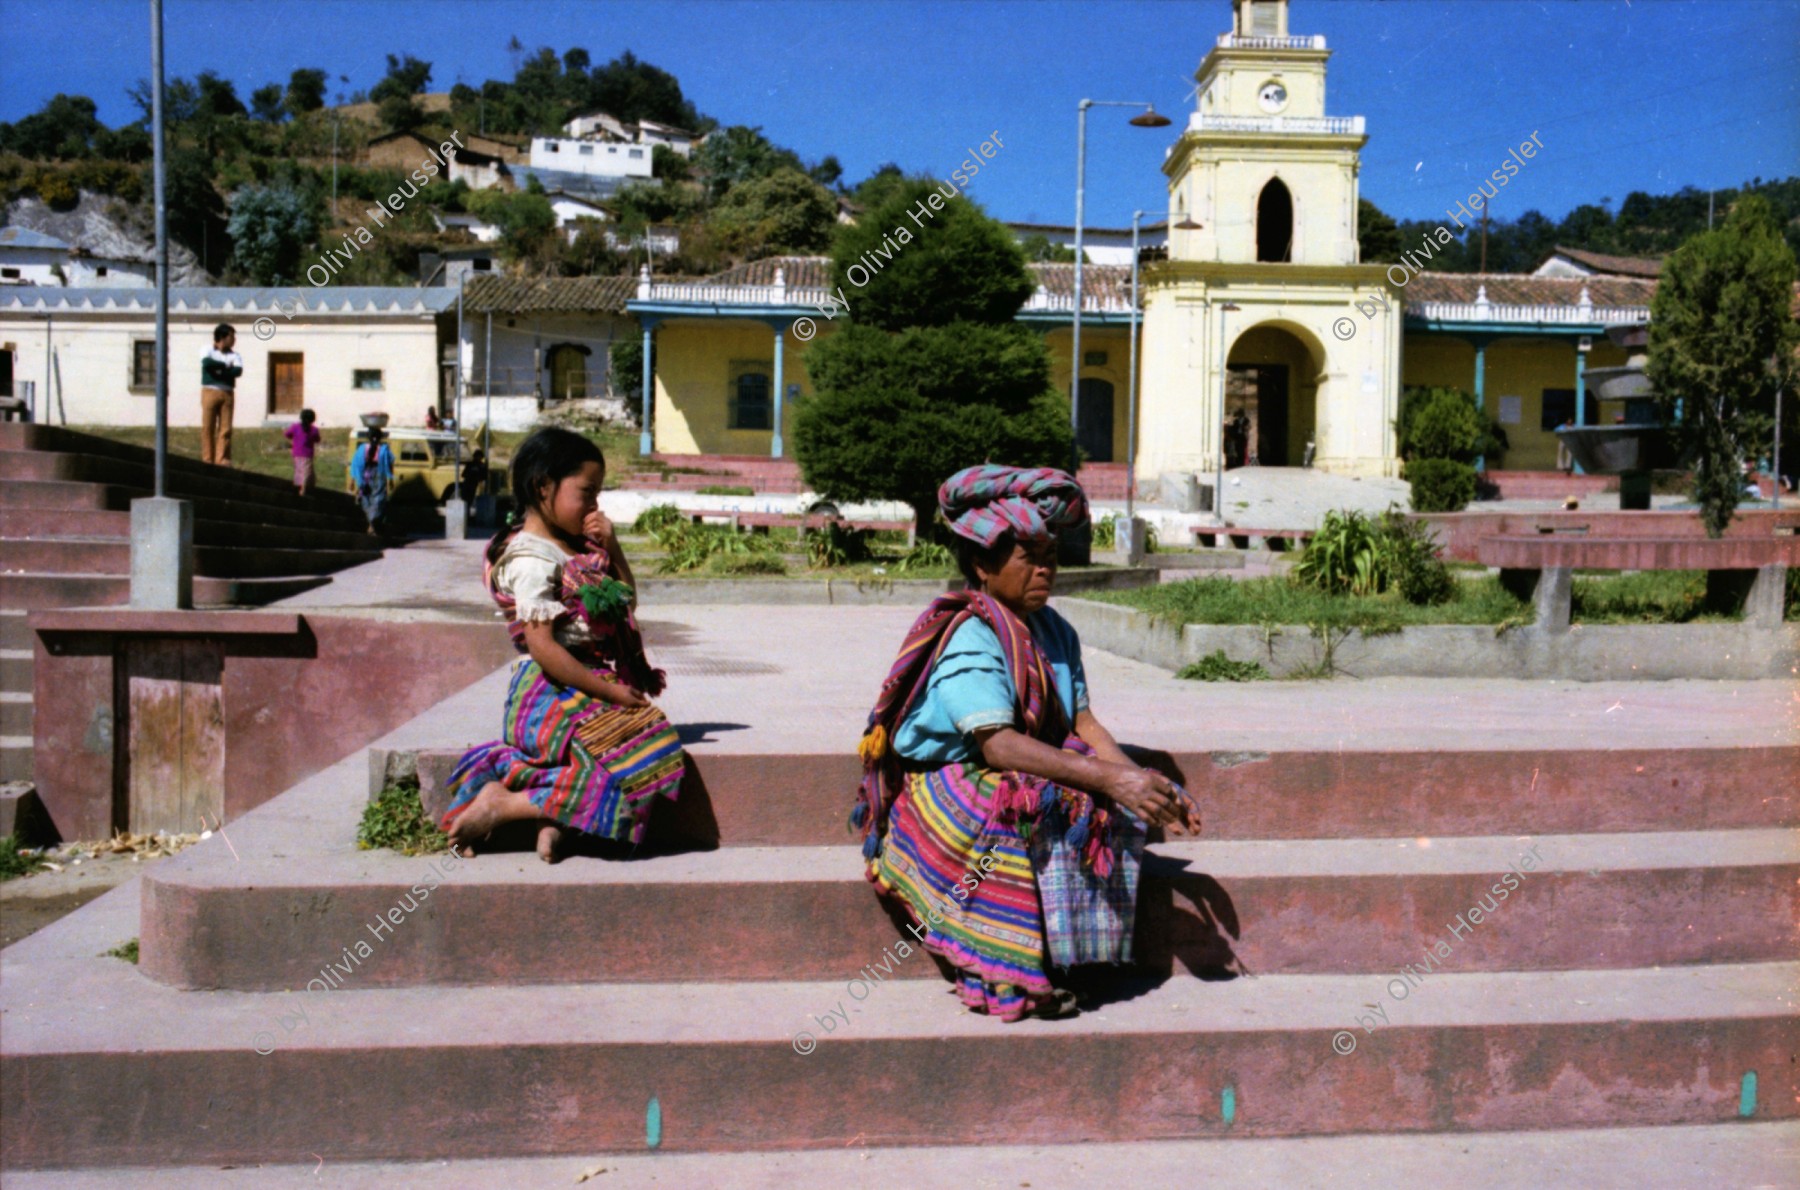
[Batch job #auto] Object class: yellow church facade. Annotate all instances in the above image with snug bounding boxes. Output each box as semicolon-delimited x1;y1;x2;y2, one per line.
626;0;1651;489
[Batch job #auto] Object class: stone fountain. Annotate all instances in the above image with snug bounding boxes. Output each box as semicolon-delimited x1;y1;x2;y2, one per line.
1553;323;1678;509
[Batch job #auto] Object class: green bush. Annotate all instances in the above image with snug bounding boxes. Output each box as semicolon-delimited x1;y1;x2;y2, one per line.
633;503;684;535
1379;511;1457;606
1407;458;1476;513
894;540;953;573
806;520;874;568
695;484;754;496
1176;650;1269;682
356;778;447;855
0;834;47;881
707;552;787;576
105;939;140;963
654;521;778;573
1396;386;1503;464
1291;509;1389;596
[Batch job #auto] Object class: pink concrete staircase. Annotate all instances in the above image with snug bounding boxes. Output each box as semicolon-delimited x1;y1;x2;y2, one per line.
4;732;1794;1169
0;422;387;782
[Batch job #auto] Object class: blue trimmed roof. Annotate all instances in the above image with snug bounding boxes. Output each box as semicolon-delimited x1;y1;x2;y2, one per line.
0;286;458;314
0;226;71;250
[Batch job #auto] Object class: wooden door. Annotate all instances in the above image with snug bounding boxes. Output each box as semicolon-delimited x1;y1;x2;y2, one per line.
269;352;304;415
125;639;225;835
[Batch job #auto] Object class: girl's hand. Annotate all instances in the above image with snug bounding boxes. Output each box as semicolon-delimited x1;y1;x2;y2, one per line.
582;510;617;543
596;679;648;708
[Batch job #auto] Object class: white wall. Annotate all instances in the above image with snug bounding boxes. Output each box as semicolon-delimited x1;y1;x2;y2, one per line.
0;247;71;286
529;137;653;180
1;311;442;429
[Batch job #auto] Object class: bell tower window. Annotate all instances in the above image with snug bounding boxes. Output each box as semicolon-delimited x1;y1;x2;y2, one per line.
1256;178;1293;262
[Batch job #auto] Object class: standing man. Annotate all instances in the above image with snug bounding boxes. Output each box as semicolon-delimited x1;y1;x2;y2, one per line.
200;323;243;467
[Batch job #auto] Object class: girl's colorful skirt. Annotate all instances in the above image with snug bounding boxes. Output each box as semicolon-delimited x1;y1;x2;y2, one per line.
441;658;687;844
867;762;1145;1021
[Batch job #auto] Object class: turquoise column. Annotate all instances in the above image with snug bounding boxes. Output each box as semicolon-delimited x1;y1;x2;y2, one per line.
1471;336;1488;473
771;320;787;458
1573;341;1587;475
638;320;655;457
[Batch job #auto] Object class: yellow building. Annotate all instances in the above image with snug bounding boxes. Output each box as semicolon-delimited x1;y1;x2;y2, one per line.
620;0;1658;490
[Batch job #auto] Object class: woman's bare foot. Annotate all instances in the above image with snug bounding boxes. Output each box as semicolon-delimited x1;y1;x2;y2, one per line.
536;823;569;864
446;781;538;857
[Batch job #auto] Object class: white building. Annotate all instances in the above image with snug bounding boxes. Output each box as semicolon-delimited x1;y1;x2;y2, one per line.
561;112;697;159
634;120;697;158
528;137;654;180
0;287;455;429
1005;221;1168;268
1;227;156;288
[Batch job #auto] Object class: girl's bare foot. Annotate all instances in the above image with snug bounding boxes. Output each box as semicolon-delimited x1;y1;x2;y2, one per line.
446;781;537;857
537;823;569;864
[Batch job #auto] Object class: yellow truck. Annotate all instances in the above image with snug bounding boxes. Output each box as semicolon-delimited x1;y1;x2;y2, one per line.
347;426;499;504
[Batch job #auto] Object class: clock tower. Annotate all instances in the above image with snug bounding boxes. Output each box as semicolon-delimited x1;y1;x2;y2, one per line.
1136;0;1403;482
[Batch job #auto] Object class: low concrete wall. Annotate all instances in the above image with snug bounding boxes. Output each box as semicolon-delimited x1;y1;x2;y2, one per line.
29;611;514;840
646;568;1156;606
1054;596;1800;681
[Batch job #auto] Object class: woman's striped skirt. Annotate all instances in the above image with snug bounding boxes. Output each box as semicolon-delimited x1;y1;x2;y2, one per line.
868;762;1145;1021
441;658;686;844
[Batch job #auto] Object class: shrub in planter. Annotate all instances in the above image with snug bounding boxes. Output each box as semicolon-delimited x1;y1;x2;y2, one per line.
1407;458;1476;513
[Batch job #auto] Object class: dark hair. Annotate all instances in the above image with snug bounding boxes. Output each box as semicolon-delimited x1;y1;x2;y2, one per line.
213;322;234;342
953;529;1018;588
299;408;316;425
486;427;605;563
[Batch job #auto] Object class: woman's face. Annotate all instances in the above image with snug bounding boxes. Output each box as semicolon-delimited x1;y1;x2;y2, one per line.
538;460;605;538
976;536;1058;615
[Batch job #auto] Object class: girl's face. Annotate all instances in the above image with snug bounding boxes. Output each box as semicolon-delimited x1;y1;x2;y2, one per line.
535;460;605;538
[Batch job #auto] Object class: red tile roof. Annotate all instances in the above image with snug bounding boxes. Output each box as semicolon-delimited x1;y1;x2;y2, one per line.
1406;272;1657;309
1539;245;1664;279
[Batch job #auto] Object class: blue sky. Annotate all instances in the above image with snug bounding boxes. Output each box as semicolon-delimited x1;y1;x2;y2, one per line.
3;0;1797;229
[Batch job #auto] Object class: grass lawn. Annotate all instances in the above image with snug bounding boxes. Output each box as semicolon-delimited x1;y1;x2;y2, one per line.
70;423;640;494
1090;570;1748;629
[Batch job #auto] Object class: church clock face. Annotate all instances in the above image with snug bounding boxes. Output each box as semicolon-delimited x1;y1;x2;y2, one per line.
1258;82;1288;113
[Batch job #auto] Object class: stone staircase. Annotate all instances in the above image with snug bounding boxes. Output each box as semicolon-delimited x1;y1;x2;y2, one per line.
3;725;1792;1169
0;422;384;784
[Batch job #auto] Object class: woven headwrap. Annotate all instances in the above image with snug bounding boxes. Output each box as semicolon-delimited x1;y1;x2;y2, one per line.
938;464;1089;548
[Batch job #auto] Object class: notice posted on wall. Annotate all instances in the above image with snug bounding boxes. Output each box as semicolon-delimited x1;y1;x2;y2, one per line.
1498;395;1523;425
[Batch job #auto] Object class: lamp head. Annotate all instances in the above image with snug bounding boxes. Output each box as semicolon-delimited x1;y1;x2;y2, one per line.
1129;107;1173;128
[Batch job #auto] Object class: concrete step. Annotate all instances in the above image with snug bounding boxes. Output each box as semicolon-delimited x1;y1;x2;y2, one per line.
0;649;28;691
0;538;377;580
0;610;27;650
0;450;359;524
138;830;1799;991
1;738;31;781
406;745;1798;847
0;691;30;735
3;953;1790;1167
0;572;331;611
0;423;363;515
0;479;371;535
0;509;384;554
8;1123;1796;1189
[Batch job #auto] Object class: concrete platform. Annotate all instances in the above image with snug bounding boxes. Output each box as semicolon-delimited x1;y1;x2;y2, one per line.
10;1123;1799;1190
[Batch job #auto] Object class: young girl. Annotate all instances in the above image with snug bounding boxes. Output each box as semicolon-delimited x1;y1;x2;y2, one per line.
441;427;687;862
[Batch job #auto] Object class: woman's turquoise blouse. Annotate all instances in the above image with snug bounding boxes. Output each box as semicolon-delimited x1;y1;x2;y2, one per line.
892;605;1089;766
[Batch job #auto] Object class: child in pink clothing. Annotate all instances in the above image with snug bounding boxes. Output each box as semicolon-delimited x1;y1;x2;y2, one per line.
283;408;321;495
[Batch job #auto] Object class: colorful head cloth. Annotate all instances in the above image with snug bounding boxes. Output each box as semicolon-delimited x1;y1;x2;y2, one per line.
937;464;1089;548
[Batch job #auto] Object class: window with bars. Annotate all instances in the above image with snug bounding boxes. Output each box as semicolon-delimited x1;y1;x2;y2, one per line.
728;362;773;430
131;340;155;390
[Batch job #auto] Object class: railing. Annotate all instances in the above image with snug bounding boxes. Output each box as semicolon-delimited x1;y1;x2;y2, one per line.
637;280;833;307
1216;33;1326;50
1411;302;1651;325
1188;114;1364;136
1020;290;1133;314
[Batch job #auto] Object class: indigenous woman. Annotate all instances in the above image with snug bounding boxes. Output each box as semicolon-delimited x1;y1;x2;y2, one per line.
442;427;686;862
855;465;1200;1021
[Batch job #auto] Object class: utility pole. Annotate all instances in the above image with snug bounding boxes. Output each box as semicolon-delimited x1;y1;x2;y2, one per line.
1479;203;1490;273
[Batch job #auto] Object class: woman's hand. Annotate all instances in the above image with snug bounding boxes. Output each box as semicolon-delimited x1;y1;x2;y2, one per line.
1102;766;1200;835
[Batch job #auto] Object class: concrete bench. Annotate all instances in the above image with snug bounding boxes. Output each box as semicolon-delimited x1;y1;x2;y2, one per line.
1475;534;1798;630
1193;526;1315;551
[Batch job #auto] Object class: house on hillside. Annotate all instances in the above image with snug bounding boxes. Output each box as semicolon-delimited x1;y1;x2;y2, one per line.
562;112;699;158
1006;220;1169;267
1;228;154;289
1532;246;1664;280
365;131;511;190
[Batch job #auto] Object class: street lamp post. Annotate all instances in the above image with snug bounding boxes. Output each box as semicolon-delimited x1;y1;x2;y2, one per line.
1215;301;1241;518
1127;210;1144;525
1071;100;1169;479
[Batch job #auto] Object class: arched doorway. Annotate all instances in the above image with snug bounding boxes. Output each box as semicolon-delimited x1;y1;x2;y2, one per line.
548;344;591;401
1256;179;1293;263
1226;323;1320;467
1077;377;1115;462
